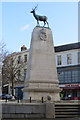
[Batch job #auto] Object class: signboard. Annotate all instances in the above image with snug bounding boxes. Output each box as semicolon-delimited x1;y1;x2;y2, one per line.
59;84;80;88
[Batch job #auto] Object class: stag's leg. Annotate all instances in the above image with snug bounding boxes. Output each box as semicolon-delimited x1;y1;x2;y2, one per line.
43;21;46;27
37;20;40;26
46;21;49;28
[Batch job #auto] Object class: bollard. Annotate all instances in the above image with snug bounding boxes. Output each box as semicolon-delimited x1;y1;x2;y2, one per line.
5;96;7;103
18;96;19;103
30;96;31;103
42;97;43;103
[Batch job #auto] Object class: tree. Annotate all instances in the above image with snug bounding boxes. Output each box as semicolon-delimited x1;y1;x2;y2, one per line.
0;42;9;76
0;42;9;61
2;52;27;97
0;42;9;94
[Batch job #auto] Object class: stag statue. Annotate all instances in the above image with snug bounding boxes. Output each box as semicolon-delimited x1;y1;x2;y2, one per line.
30;5;49;28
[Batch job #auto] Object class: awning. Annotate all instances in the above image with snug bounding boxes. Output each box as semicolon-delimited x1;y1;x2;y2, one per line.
14;86;24;89
62;87;80;89
3;84;9;87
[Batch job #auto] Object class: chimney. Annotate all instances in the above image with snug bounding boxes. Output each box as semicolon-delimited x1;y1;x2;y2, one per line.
21;45;27;51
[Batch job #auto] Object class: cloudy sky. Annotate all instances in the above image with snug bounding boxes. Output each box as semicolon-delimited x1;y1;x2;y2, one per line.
1;1;78;52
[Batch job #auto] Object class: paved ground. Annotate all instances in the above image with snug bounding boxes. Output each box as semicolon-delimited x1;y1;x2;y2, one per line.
1;118;80;120
0;99;19;103
55;118;80;120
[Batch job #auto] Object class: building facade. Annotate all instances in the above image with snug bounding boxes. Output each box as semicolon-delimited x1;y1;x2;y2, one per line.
55;42;80;100
2;43;80;100
2;45;29;99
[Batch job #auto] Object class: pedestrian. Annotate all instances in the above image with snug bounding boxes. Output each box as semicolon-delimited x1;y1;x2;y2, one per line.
60;93;63;100
68;94;72;100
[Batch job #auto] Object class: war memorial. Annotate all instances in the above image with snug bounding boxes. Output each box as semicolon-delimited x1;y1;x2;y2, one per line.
23;27;60;102
0;6;80;120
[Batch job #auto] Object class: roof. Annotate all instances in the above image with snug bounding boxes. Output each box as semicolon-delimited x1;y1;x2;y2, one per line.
54;42;80;52
3;42;80;62
7;49;29;57
3;49;29;63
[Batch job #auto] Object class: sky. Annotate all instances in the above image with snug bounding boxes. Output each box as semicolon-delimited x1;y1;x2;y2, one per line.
1;1;78;52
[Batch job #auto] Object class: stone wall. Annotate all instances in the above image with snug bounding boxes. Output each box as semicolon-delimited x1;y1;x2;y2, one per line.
1;102;80;119
2;102;55;119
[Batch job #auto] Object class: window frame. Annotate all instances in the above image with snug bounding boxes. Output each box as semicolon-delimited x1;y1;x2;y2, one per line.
18;56;21;64
67;53;72;64
24;54;27;62
57;55;62;65
78;51;80;64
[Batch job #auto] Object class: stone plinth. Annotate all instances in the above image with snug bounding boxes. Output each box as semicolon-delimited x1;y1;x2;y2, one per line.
23;26;60;101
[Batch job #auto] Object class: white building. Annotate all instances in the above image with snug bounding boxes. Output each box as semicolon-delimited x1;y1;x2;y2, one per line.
2;45;29;98
55;42;80;100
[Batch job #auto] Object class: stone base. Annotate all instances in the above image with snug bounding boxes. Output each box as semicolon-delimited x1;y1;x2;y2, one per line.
23;87;60;101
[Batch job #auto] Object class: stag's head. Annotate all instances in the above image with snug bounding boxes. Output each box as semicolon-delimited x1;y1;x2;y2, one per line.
30;4;38;13
30;9;35;13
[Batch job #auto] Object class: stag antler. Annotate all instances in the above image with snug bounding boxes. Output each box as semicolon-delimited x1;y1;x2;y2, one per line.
34;4;38;10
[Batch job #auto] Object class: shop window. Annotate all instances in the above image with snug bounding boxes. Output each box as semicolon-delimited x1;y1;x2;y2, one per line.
24;54;27;62
72;89;77;97
67;54;72;64
57;55;62;65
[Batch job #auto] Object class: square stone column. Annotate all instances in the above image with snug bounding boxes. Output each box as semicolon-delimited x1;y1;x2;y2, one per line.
23;26;60;102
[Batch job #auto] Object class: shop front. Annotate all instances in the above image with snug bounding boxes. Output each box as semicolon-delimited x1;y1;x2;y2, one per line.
59;84;80;100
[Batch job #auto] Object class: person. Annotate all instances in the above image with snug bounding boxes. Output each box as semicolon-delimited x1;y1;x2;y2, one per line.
60;93;64;100
68;94;72;100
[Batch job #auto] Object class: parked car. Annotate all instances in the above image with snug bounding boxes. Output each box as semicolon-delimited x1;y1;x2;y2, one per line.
5;94;12;99
0;94;12;100
0;94;6;99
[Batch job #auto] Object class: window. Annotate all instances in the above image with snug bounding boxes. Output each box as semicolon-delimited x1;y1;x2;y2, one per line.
57;55;62;65
58;72;64;83
24;69;27;81
18;56;21;64
18;70;20;80
64;71;68;83
78;70;80;82
24;54;27;62
64;71;72;83
67;54;72;64
58;70;72;83
78;52;80;63
72;70;78;82
58;69;80;84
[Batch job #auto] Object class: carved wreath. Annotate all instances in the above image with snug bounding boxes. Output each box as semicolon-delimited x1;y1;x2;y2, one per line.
40;28;47;41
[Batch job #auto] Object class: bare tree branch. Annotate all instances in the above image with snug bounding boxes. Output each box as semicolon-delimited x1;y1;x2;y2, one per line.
2;52;27;96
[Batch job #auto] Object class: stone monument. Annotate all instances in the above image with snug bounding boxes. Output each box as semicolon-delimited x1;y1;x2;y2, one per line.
23;26;60;101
